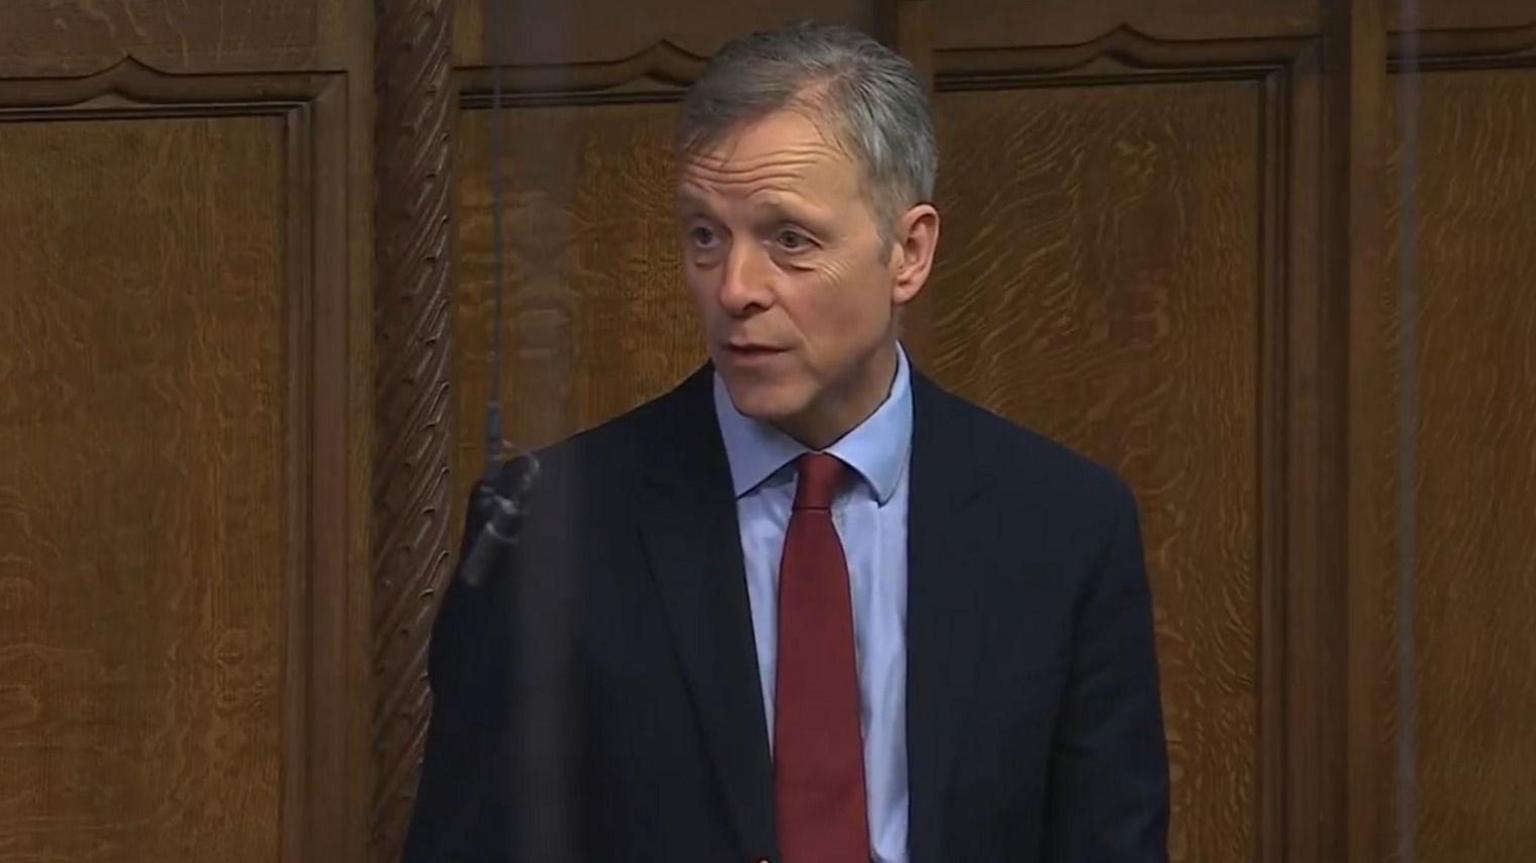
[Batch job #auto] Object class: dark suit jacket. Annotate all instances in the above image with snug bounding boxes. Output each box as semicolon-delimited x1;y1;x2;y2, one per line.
403;365;1169;862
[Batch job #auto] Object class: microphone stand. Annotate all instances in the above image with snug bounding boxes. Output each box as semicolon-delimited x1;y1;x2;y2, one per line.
457;0;538;591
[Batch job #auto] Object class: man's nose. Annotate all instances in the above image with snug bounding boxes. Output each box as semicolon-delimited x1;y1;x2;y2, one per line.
718;242;773;316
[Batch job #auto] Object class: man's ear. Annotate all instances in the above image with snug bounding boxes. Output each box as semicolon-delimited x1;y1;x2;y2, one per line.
890;203;940;307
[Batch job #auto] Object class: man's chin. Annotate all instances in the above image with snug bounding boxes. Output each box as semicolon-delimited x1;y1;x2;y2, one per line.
721;378;805;426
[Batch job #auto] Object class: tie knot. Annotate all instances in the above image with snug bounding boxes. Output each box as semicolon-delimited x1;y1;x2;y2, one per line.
792;453;847;511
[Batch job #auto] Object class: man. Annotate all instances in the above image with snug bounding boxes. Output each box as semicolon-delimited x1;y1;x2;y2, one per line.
405;21;1168;863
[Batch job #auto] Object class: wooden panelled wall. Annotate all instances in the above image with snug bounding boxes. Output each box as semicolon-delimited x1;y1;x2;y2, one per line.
0;1;1533;861
0;2;374;862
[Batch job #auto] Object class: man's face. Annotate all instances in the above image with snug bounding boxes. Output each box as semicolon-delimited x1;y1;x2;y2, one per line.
676;107;934;446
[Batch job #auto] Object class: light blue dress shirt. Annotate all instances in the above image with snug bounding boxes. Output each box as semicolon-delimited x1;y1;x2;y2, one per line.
712;347;913;863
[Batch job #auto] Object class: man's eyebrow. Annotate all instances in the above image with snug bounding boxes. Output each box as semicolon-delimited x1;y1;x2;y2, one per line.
757;199;801;221
674;190;710;215
755;196;831;229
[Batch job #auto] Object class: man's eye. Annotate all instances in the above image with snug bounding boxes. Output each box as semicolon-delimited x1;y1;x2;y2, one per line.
689;226;719;248
775;229;812;251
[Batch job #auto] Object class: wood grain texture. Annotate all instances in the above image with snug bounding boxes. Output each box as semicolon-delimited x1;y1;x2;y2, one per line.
452;0;874;67
933;32;1313;89
929;80;1262;862
932;0;1318;48
1330;5;1393;863
1390;20;1536;67
371;0;456;860
452;98;703;506
1388;0;1536;32
1277;41;1337;863
0;0;317;76
0;115;286;861
1378;66;1536;861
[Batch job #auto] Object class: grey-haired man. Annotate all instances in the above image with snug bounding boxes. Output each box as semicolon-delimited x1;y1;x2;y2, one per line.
406;21;1168;863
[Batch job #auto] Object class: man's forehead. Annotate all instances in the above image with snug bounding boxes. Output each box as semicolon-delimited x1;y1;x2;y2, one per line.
674;156;853;218
680;105;854;171
674;182;810;213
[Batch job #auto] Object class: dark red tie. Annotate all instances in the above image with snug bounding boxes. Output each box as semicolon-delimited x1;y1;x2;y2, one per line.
774;453;871;863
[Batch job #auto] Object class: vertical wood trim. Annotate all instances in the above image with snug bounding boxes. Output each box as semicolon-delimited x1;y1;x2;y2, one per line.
880;0;938;366
283;96;320;863
372;0;456;860
1284;33;1341;862
1260;66;1283;863
281;99;315;863
887;0;934;84
311;76;366;863
1316;0;1391;860
1339;0;1390;861
1290;2;1394;856
1260;56;1301;863
316;13;382;857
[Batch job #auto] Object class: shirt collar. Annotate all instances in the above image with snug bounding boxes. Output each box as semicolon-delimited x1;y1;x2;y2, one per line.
712;345;913;505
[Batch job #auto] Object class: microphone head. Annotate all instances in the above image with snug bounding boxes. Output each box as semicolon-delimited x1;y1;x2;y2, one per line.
459;451;541;587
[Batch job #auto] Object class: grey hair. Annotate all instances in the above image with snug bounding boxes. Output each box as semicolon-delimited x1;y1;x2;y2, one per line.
675;21;937;237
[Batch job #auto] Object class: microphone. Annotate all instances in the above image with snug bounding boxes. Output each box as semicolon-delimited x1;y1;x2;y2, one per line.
458;452;539;588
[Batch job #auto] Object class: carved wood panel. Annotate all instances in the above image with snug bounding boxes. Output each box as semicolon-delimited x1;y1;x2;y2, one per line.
933;0;1318;46
0;111;286;863
0;0;319;77
0;61;354;862
452;0;875;66
370;0;457;860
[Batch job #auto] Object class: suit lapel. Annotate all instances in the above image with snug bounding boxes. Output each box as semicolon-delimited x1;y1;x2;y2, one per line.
906;373;995;863
636;367;778;861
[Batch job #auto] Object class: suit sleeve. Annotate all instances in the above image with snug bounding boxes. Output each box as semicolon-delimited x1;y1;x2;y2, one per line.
402;461;582;863
1042;481;1171;862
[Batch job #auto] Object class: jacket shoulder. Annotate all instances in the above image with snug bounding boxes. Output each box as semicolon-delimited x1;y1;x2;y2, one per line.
923;381;1135;513
486;367;709;493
